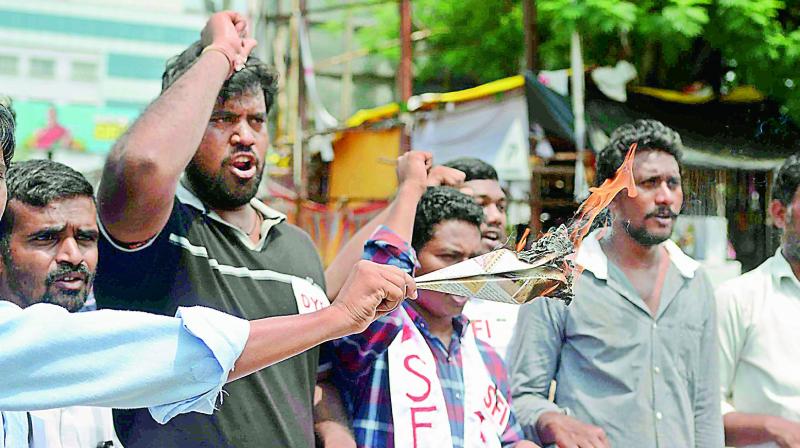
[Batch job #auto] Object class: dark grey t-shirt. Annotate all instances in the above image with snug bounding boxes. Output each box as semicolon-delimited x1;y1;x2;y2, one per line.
95;185;326;448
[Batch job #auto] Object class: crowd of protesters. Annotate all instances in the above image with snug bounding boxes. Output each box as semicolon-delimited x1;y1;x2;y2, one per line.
1;10;799;448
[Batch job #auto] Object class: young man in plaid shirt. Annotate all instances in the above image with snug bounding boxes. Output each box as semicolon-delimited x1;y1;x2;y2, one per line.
323;152;538;448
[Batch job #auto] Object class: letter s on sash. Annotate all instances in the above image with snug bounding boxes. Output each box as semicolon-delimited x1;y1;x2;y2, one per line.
404;354;432;402
484;384;497;408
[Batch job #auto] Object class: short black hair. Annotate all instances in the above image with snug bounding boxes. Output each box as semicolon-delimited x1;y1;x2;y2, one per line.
0;99;15;167
0;160;95;248
412;186;485;252
772;154;800;206
596;119;683;186
162;41;278;113
442;157;498;182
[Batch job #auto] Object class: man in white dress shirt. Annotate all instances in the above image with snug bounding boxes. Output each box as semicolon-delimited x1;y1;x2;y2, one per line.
0;159;122;447
717;154;800;447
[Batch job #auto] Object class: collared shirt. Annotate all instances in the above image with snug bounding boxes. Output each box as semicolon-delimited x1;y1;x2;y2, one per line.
0;302;249;447
327;226;524;448
717;249;800;425
95;181;326;447
507;229;723;447
29;406;121;448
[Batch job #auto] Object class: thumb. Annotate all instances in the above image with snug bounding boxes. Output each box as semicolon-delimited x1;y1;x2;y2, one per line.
241;38;258;57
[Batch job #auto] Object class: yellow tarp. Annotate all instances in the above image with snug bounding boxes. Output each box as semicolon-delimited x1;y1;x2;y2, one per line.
345;103;400;128
631;86;715;104
721;85;765;103
631;85;765;104
329;128;400;200
343;75;525;128
425;75;524;105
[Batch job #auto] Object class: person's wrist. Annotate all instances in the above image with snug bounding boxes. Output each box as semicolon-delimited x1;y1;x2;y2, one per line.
201;44;236;78
321;302;362;339
536;411;563;443
398;180;427;198
316;421;356;448
764;415;785;440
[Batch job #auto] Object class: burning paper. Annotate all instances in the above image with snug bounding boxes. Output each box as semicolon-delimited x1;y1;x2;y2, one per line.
416;143;640;306
416;225;576;306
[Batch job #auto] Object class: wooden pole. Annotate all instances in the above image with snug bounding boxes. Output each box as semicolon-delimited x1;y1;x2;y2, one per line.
522;0;538;71
340;8;354;118
398;0;412;152
524;0;542;235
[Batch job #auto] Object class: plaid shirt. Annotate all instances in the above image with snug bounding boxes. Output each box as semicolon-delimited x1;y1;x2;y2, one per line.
326;226;524;448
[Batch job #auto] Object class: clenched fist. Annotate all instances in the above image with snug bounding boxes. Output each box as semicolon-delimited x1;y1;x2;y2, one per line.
200;11;257;76
329;260;416;336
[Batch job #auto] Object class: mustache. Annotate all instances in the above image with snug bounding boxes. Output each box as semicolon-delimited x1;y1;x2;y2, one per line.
228;144;255;156
645;207;678;220
45;263;92;286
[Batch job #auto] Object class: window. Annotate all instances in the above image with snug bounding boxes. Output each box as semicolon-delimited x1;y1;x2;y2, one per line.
30;58;55;79
0;55;19;76
71;60;98;82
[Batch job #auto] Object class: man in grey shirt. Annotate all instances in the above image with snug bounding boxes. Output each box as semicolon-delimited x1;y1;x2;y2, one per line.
507;119;723;447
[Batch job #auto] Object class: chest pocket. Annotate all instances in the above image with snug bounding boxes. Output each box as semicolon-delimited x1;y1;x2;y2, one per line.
662;321;702;385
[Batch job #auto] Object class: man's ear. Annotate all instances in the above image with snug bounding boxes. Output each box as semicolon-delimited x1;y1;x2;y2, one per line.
770;199;788;230
607;194;621;215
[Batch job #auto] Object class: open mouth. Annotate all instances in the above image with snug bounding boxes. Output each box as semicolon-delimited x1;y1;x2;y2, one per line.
651;211;676;225
52;273;87;290
482;229;500;242
229;153;258;180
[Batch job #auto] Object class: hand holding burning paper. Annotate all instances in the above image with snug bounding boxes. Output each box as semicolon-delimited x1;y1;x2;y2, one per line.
416;144;640;306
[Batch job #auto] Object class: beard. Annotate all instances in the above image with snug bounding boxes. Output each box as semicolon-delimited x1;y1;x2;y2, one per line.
185;158;264;210
782;210;800;262
3;257;94;312
621;206;678;247
623;219;672;246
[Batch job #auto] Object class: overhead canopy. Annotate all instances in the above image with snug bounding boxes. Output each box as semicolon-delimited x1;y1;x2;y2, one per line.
524;70;576;143
587;86;799;170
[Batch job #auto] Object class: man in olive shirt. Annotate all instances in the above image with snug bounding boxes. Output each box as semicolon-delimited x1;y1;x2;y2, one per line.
95;12;331;447
507;120;723;447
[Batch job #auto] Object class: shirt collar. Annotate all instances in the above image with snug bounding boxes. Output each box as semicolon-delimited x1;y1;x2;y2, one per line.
770;247;797;281
176;180;287;249
575;228;700;280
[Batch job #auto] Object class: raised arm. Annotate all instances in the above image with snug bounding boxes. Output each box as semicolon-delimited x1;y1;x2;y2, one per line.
97;12;256;243
324;151;465;298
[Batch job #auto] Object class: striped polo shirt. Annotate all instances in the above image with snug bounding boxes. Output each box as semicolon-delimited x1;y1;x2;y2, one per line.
95;182;326;448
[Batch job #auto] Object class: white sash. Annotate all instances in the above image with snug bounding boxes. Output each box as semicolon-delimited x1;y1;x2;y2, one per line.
291;277;330;315
388;306;508;448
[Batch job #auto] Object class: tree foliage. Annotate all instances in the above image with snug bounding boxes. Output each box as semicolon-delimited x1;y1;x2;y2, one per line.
352;0;800;123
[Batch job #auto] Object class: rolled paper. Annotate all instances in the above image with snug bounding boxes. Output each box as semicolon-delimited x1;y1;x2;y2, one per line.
416;225;575;306
416;267;568;305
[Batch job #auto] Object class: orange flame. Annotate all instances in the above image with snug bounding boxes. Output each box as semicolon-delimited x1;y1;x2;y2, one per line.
569;142;638;249
516;228;531;252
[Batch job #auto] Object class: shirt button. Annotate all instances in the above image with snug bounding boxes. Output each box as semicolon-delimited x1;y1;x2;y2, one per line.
654;366;661;374
652;323;658;329
456;393;462;399
655;411;663;420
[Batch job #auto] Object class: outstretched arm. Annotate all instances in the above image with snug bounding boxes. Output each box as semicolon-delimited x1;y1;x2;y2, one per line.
0;261;414;422
97;12;256;243
231;260;415;381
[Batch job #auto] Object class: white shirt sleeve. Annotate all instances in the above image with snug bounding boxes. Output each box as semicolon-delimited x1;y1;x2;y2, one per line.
0;301;249;423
